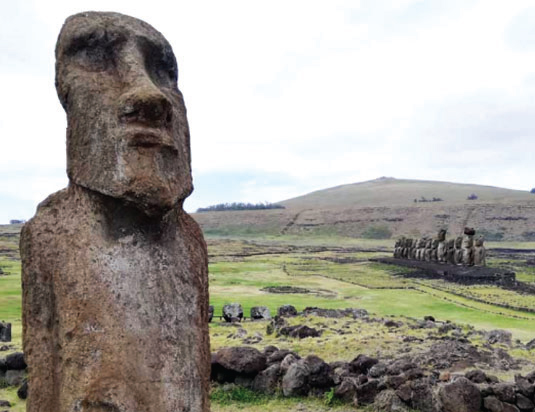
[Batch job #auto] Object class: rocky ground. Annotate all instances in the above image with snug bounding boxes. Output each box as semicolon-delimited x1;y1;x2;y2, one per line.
210;307;535;411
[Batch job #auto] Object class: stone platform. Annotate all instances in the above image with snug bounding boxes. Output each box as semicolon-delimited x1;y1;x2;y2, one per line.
371;257;516;286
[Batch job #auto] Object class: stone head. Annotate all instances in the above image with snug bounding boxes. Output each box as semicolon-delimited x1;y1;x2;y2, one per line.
56;12;192;215
447;239;455;249
475;236;484;247
455;236;463;248
437;229;447;242
432;239;438;248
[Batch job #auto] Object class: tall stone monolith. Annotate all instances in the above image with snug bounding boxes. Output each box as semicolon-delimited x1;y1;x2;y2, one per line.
21;12;209;412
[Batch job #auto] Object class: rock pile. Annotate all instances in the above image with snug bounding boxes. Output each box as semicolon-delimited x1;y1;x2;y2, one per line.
0;351;27;401
210;345;535;412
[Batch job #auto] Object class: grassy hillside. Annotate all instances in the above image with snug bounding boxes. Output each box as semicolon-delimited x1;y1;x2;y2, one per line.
280;177;534;209
194;178;535;240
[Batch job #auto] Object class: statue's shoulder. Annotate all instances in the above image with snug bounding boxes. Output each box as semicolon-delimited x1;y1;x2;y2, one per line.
176;209;208;257
21;188;73;249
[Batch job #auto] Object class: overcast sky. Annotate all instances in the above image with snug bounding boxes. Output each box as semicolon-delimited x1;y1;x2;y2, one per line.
2;0;535;223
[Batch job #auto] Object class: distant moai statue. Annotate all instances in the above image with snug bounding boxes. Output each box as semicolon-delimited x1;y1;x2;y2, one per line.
436;229;447;262
431;239;439;261
473;236;487;266
393;238;401;258
410;238;418;259
417;238;426;260
424;238;433;261
462;227;475;266
446;239;456;264
453;236;463;265
21;12;209;412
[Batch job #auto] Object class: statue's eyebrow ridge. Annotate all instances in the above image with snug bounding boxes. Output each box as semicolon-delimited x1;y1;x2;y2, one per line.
63;27;127;56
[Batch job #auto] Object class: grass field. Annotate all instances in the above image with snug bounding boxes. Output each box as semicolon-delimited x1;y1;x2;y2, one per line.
2;227;535;410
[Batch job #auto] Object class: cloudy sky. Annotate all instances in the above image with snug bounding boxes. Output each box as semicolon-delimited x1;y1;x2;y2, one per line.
1;0;535;223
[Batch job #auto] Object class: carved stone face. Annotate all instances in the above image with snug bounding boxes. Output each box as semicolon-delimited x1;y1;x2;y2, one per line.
56;12;192;215
437;229;446;241
475;236;484;247
455;236;463;248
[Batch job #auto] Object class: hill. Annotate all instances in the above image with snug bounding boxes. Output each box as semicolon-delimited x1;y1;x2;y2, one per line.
193;178;535;240
279;177;534;209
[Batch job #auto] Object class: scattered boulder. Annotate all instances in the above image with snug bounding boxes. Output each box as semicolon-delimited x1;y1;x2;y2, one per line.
514;374;535;398
350;354;379;374
216;347;266;375
223;303;243;322
17;380;27;400
208;305;214;322
282;360;310;396
5;369;25;386
486;330;513;346
0;400;11;407
250;306;271;320
465;369;487;383
302;307;368;319
438;377;481;412
373;389;410;412
356;378;380;404
303;355;333;389
334;377;359;405
278;325;321;339
515;393;534;411
280;353;300;373
277;305;298;317
5;352;26;370
492;382;516;403
252;364;280;394
0;323;11;342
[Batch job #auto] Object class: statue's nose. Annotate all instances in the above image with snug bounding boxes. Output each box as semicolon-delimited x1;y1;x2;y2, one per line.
118;68;173;128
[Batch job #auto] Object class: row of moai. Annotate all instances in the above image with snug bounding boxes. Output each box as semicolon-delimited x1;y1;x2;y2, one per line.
393;228;486;266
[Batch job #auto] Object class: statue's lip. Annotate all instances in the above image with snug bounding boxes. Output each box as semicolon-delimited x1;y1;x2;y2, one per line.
126;127;177;152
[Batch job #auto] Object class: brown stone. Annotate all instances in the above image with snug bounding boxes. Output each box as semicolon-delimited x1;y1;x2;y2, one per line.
21;11;209;412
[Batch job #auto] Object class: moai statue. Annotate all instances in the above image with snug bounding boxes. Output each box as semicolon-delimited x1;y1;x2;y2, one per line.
393;239;400;258
446;239;456;264
431;239;439;261
404;238;412;258
410;238;418;259
462;227;475;266
424;238;433;261
436;229;447;263
417;238;426;260
20;12;209;412
453;236;463;265
473;236;486;266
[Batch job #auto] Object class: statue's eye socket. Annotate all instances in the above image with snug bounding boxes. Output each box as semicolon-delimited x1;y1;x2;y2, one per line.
141;40;178;86
67;32;123;72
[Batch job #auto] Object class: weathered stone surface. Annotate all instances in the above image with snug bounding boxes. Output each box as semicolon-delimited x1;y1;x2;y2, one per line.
17;380;28;400
250;306;271;320
350;354;379;374
279;324;321;339
439;377;481;412
0;323;11;342
216;347;266;375
492;383;516;403
21;11;209;412
515;393;534;411
208;305;214;322
252;364;280;394
223;303;243;322
487;329;513;345
374;389;410;412
277;304;298;317
5;352;26;370
465;368;487;383
334;377;359;405
5;370;25;386
304;355;333;388
282;360;310;396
